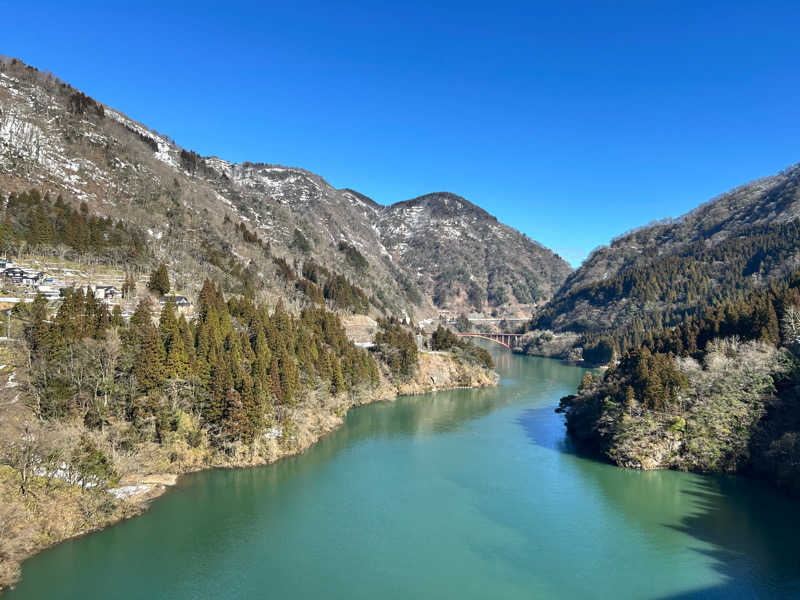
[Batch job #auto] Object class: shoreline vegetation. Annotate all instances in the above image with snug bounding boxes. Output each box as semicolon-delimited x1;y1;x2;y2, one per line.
1;341;496;592
0;186;499;593
0;252;497;592
554;273;800;498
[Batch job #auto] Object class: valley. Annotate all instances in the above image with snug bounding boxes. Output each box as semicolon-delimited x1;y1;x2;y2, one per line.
1;53;800;597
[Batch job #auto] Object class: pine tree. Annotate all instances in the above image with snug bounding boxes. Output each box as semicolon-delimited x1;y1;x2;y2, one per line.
269;357;282;405
206;355;231;426
159;297;179;343
134;326;167;392
198;279;218;318
224;373;258;444
165;330;190;379
252;328;271;385
330;358;345;395
129;298;153;339
111;304;125;328
222;386;245;440
27;293;52;357
178;314;195;367
148;263;170;296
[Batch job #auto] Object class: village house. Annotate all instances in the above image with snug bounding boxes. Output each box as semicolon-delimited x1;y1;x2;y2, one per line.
83;284;119;301
36;285;61;300
21;271;46;287
94;285;119;300
3;267;25;283
162;294;193;313
1;267;48;288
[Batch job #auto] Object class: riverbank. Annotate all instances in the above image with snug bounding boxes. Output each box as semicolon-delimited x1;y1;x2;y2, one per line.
12;352;798;600
0;350;496;592
557;338;800;500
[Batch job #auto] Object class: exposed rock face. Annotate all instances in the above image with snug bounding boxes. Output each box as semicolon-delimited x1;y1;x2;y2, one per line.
396;351;499;394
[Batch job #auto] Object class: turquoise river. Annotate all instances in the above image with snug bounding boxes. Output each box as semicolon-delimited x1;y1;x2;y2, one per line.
6;349;800;599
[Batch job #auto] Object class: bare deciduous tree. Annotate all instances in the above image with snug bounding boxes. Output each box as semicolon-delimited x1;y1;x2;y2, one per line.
781;305;800;346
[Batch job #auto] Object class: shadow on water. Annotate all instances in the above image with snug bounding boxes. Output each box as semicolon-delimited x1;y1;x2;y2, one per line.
520;421;800;599
652;476;800;599
513;394;606;463
514;405;580;455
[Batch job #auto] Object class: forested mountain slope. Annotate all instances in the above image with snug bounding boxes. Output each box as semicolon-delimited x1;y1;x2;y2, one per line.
534;164;800;350
0;57;569;317
558;270;800;496
544;164;800;497
0;57;509;591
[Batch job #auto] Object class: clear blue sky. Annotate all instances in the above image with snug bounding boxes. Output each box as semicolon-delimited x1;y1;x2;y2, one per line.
3;1;799;266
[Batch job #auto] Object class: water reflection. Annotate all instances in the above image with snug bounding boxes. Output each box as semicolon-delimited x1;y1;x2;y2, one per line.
176;381;517;502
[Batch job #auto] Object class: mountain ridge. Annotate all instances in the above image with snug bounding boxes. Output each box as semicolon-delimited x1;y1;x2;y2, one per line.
0;56;570;318
530;161;800;359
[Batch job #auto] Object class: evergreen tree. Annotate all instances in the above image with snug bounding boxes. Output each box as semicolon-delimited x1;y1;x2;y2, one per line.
148;263;170;296
159;297;179;343
269;357;282;404
111;304;125;328
134;326;167;392
165;330;191;379
330;358;345;395
129;298;153;339
206;355;231;426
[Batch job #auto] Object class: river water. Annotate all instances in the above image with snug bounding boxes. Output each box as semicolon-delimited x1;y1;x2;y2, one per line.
6;350;800;599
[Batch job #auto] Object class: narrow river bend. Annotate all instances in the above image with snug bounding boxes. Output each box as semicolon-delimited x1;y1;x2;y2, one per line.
7;349;800;599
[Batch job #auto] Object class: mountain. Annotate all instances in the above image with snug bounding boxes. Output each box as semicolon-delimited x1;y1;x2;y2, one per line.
375;192;571;315
0;57;570;318
534;164;800;347
0;58;515;591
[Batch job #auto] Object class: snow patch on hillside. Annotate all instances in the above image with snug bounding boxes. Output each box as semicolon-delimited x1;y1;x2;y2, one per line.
106;108;178;169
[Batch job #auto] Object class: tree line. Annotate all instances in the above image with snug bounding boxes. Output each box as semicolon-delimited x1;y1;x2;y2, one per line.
536;218;800;357
0;189;146;257
430;325;494;370
22;277;381;449
558;269;800;495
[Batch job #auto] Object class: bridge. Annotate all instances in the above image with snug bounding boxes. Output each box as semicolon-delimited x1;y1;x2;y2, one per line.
456;332;523;349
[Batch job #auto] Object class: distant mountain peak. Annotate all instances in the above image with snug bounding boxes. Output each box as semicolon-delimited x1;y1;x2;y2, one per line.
390;191;492;218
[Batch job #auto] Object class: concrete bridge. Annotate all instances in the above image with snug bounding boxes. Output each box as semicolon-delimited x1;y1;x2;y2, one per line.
456;332;523;349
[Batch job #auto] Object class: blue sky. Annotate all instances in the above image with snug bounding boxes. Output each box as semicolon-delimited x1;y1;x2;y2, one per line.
3;1;799;266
